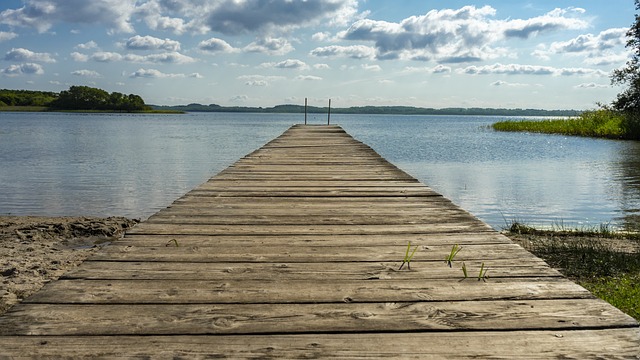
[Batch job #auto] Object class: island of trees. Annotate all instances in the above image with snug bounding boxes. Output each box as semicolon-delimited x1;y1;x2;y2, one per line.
0;86;150;112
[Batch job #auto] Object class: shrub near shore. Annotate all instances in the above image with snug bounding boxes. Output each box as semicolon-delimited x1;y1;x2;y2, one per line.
492;110;629;139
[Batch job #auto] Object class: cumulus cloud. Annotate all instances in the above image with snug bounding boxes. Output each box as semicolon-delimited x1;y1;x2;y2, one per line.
575;82;609;89
129;68;186;78
338;5;589;62
502;7;587;39
71;69;101;77
260;59;309;70
403;65;453;74
310;45;376;59
204;0;359;35
243;37;294;55
1;63;44;76
314;63;331;70
490;80;541;87
75;41;98;50
199;37;236;53
312;32;332;42
90;51;123;62
4;48;55;63
126;35;181;51
124;52;196;64
70;52;89;62
0;31;18;42
460;63;608;77
361;64;381;71
134;0;360;36
0;0;136;33
295;75;323;81
549;28;627;54
237;75;285;86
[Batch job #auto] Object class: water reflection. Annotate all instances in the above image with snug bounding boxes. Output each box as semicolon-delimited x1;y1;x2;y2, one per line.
2;112;640;231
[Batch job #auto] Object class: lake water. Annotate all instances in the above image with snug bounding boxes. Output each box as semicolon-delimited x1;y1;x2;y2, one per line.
2;111;640;231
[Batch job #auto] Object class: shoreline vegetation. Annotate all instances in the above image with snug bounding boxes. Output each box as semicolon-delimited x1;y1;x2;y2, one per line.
504;220;640;321
492;109;640;140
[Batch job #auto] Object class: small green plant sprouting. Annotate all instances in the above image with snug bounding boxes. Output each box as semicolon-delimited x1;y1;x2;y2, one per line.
399;241;418;270
445;244;462;268
478;262;489;282
165;238;179;247
461;262;468;279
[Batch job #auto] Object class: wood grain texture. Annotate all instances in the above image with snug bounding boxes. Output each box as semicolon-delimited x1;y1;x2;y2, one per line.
0;124;637;358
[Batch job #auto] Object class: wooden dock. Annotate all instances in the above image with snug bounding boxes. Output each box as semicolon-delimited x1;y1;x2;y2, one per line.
0;125;638;358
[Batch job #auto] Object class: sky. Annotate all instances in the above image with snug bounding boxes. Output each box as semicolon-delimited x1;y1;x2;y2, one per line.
0;0;636;109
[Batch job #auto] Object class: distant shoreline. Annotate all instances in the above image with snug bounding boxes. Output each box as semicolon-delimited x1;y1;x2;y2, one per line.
151;103;581;117
0;104;582;117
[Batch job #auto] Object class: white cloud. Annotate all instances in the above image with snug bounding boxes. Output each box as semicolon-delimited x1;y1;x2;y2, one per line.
314;63;331;70
502;7;587;39
0;0;136;33
237;75;285;86
403;65;452;74
91;51;123;62
125;35;181;52
0;31;18;42
1;63;44;76
460;63;607;77
490;80;540;87
230;95;249;103
71;69;101;77
189;73;204;79
243;37;294;55
260;59;309;70
296;75;323;81
312;31;332;42
75;41;98;50
4;48;56;63
129;68;186;78
70;52;89;62
199;38;236;53
204;0;359;35
310;45;376;59
338;6;589;62
134;0;360;36
575;82;609;89
124;52;196;64
361;64;381;71
549;28;627;54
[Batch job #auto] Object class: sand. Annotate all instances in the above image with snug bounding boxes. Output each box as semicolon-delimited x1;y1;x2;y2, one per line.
0;216;138;315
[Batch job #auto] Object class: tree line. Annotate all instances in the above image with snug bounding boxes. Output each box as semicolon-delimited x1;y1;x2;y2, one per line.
0;86;149;112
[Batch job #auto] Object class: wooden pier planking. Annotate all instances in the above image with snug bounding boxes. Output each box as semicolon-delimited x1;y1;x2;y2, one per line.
0;124;638;358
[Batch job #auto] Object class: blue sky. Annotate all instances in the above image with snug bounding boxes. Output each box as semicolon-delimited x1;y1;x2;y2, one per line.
0;0;635;109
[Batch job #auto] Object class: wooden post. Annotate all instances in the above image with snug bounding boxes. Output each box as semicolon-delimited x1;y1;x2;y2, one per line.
327;99;331;125
304;98;307;125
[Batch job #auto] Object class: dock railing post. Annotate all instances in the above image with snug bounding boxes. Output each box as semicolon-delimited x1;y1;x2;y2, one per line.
327;99;331;125
304;98;307;125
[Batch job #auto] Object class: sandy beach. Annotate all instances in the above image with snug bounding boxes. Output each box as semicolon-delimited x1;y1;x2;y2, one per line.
0;216;138;315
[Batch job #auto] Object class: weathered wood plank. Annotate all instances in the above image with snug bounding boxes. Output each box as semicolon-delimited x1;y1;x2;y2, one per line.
2;299;634;336
90;243;532;262
119;233;515;247
125;223;494;236
63;259;562;280
22;278;592;304
144;213;478;225
1;329;638;359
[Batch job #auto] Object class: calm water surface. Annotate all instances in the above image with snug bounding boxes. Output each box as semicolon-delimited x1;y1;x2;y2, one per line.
2;111;640;230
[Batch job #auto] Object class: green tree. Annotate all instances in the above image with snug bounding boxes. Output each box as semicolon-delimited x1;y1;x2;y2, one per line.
611;0;640;137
